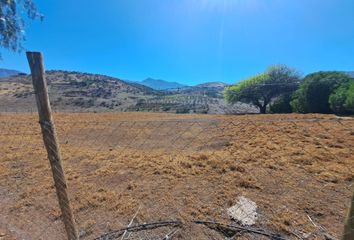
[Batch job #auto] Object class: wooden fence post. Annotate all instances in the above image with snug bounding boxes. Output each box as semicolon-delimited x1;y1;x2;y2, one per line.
26;52;79;240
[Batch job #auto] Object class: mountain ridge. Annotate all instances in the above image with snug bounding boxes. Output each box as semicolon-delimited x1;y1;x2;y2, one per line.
0;68;25;78
0;69;253;114
139;78;187;90
0;68;229;90
138;78;229;91
194;82;229;88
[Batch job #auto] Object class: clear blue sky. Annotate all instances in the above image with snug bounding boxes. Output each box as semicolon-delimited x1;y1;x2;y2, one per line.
1;0;354;85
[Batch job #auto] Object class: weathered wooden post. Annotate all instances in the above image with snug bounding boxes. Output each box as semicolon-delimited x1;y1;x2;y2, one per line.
26;52;79;240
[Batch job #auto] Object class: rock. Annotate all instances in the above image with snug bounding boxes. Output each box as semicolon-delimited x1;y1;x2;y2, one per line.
227;196;257;226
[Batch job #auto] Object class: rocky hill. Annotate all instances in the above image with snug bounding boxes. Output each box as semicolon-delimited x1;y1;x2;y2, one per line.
194;82;228;89
0;70;155;111
169;82;228;99
0;70;255;114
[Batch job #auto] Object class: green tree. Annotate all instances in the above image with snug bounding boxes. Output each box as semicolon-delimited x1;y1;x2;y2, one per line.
291;71;352;113
0;0;42;58
269;94;293;113
329;80;354;115
224;65;300;114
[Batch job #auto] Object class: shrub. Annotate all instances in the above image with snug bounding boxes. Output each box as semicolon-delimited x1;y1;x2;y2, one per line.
291;72;352;113
329;80;354;115
176;107;190;114
269;94;293;113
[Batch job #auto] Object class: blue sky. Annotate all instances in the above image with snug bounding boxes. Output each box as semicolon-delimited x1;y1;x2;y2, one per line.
1;0;354;85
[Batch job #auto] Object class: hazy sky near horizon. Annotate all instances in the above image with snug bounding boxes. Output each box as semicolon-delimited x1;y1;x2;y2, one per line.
1;0;354;85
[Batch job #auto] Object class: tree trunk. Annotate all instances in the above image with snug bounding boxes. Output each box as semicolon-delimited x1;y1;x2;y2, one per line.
259;105;267;114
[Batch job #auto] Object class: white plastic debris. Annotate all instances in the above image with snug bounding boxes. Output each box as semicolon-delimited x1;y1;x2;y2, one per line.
227;196;257;226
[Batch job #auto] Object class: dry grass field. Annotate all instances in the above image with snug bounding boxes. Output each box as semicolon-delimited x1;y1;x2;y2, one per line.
0;112;353;239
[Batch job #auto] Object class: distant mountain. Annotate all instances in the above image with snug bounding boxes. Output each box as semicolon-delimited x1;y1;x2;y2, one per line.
0;68;25;78
194;82;228;89
140;78;187;90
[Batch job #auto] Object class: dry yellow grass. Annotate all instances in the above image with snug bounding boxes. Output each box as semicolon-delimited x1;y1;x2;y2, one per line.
0;112;353;239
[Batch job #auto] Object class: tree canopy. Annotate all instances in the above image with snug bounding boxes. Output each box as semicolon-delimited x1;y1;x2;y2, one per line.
291;71;353;114
268;93;293;113
329;79;354;115
224;65;301;113
0;0;42;58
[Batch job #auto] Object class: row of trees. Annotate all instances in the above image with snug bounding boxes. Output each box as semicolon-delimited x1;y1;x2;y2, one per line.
224;65;354;115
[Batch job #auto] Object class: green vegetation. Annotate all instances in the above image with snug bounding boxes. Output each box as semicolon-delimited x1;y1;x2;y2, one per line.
225;67;354;116
291;72;353;114
0;0;42;58
329;80;354;115
225;65;300;113
268;94;293;113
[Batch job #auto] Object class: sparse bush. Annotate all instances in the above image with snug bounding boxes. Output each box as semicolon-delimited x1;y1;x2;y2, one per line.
162;106;171;111
176;107;190;114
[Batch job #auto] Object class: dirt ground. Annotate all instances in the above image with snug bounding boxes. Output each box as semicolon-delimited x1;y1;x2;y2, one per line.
0;112;353;239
